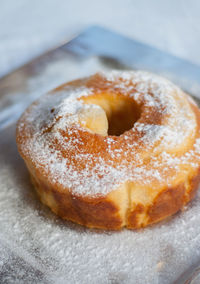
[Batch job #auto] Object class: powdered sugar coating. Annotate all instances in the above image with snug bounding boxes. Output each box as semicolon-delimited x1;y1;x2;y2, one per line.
17;71;200;197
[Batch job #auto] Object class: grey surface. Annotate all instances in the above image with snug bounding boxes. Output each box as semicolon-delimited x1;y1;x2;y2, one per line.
0;0;200;78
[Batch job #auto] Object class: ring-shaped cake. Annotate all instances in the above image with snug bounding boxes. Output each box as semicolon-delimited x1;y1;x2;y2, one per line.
16;71;200;229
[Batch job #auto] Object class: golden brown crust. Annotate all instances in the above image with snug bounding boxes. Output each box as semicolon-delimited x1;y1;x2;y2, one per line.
30;165;200;230
30;173;123;230
16;71;200;230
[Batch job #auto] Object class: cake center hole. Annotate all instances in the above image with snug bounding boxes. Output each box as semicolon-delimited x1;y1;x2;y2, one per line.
83;93;140;136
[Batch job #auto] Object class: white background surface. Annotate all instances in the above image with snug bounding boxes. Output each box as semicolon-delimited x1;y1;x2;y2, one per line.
0;0;200;78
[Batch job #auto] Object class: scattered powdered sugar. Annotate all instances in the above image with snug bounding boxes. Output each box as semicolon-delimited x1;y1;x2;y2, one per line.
2;51;200;284
18;70;200;196
2;124;200;283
